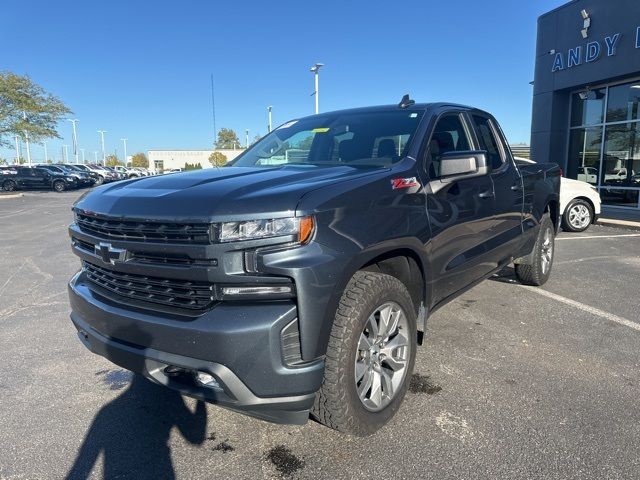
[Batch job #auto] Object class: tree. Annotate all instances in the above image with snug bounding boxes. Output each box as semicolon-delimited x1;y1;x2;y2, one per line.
208;151;227;167
214;128;240;149
105;154;121;167
0;158;6;166
131;152;149;168
184;162;203;171
0;72;71;147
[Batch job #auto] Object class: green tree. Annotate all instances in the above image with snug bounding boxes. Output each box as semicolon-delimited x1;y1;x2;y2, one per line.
184;162;203;171
214;128;241;149
0;158;7;166
131;152;149;168
105;154;121;167
0;72;72;147
208;151;227;167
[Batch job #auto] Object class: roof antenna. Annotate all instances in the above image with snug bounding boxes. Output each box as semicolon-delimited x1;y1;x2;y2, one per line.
398;94;415;109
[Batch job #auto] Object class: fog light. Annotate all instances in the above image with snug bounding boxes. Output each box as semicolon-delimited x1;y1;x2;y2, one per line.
222;286;293;296
194;371;221;389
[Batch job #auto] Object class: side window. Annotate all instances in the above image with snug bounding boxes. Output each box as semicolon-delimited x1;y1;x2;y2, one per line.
472;115;504;170
426;114;472;178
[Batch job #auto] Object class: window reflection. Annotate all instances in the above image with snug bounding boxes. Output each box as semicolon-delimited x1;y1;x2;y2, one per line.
567;128;602;185
570;88;606;127
602;123;640;187
606;82;640;123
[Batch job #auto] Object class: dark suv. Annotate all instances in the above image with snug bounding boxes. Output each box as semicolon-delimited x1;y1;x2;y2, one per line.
68;101;560;435
2;166;77;192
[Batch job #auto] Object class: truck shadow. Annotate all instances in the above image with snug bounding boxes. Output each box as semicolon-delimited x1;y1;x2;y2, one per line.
66;328;207;480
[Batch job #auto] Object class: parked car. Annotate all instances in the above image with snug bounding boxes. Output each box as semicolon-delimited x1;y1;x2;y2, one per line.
165;168;183;174
515;158;601;232
114;166;142;179
88;165;119;183
0;165;18;175
68;100;560;435
2;166;77;192
38;164;93;187
64;164;101;185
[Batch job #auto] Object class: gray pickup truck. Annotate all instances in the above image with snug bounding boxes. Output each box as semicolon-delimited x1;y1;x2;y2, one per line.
68;98;560;435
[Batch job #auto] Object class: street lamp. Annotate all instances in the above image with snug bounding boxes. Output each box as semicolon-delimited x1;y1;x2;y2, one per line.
268;106;273;133
309;63;324;114
97;130;107;164
245;129;249;148
121;138;128;166
93;151;98;163
62;145;69;163
67;119;80;163
23;111;32;166
80;148;85;163
43;141;48;163
14;135;20;164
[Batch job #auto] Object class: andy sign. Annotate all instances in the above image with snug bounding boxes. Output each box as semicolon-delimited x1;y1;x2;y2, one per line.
551;10;640;73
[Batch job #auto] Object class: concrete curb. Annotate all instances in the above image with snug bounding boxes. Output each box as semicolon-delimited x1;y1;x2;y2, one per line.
596;218;640;232
0;193;23;199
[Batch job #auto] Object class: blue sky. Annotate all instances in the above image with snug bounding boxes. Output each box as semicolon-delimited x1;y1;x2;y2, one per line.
1;0;564;162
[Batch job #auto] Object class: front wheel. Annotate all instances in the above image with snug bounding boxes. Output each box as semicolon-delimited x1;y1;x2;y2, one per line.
311;271;416;436
562;199;593;232
53;180;66;192
515;213;555;286
2;180;17;192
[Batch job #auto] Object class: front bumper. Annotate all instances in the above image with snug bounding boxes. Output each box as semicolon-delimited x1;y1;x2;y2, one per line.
68;271;324;425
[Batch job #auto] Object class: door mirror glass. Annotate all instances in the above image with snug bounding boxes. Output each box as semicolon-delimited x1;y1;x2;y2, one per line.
439;151;491;178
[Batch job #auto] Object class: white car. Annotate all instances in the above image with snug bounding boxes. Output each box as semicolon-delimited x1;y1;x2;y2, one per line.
515;158;601;232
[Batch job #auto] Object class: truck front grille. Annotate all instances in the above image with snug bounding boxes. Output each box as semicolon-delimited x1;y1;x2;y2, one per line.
76;211;211;244
83;261;216;310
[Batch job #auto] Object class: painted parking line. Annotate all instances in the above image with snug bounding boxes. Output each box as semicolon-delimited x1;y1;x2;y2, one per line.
521;285;640;332
556;234;640;240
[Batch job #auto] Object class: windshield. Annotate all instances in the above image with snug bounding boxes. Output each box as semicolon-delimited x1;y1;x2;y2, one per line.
232;110;424;168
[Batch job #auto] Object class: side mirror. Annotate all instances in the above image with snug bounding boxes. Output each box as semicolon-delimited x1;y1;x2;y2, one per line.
439;151;491;179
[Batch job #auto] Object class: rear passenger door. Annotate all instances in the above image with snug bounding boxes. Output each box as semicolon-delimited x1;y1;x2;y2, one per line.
423;112;497;303
470;113;524;263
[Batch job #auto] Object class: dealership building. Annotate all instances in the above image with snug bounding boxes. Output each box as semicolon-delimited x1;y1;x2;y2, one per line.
532;0;640;216
147;149;243;173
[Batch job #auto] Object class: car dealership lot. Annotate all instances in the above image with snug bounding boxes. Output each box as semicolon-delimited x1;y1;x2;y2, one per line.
0;191;639;480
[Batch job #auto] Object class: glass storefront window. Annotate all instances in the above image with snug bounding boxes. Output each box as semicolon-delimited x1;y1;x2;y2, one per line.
570;88;606;127
599;188;639;208
602;123;640;188
567;128;602;185
606;81;640;123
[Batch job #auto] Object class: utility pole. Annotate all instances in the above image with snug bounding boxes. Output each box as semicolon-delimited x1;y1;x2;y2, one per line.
62;145;69;163
93;151;98;163
67;119;80;163
97;130;107;164
210;74;217;145
14;135;20;164
309;63;324;114
268;106;273;133
23;111;32;166
245;129;249;148
43;141;48;163
80;148;85;163
121;138;128;166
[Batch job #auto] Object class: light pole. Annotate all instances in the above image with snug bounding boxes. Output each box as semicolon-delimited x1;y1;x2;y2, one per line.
121;138;128;166
14;135;20;164
23;111;32;166
43;141;48;163
67;119;80;163
80;148;86;163
62;145;69;163
245;129;249;148
97;130;107;164
93;151;98;163
309;63;324;114
268;106;273;133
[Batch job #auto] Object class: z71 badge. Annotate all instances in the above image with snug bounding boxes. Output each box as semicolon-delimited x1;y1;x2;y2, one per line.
391;177;420;189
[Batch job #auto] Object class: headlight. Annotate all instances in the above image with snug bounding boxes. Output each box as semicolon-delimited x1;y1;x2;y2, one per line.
65;176;75;181
218;216;314;243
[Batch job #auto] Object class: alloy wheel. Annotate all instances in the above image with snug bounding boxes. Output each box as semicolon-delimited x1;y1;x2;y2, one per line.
569;204;591;230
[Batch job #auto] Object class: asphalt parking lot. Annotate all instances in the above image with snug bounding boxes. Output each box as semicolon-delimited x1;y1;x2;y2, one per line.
1;191;639;480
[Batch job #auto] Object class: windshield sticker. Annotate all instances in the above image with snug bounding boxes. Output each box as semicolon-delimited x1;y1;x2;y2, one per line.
312;127;330;133
391;177;420;190
410;113;418;118
277;120;298;130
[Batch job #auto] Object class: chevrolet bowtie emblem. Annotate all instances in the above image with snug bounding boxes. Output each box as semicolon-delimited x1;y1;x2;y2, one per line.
95;242;128;265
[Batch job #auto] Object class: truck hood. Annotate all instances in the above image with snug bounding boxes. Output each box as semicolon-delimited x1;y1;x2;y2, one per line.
75;165;383;221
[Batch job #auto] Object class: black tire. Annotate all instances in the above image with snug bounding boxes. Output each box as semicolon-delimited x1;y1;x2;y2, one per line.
561;198;593;232
515;213;555;286
53;180;66;192
311;271;417;436
95;176;104;186
2;180;17;192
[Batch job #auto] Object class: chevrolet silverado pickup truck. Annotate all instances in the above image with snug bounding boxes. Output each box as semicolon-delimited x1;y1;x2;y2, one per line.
68;99;560;436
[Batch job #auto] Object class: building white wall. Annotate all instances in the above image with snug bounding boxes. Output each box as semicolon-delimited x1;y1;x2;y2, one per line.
147;149;244;173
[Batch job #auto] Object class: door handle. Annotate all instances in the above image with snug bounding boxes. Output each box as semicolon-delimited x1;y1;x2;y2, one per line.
478;190;494;199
